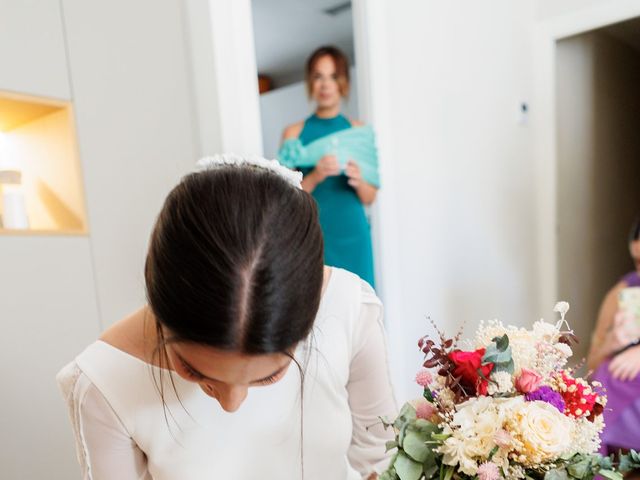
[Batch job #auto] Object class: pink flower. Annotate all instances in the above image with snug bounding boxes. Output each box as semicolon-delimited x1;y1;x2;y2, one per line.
515;368;543;393
415;368;433;387
477;462;501;480
493;429;513;448
415;401;437;420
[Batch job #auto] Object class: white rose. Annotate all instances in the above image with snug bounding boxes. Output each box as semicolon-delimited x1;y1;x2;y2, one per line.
439;431;479;476
511;401;571;463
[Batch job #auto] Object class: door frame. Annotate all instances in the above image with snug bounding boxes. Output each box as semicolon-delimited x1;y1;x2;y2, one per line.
532;0;640;311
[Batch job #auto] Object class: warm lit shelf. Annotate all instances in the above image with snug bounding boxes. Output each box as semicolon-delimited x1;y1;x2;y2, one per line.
0;90;88;236
0;95;63;131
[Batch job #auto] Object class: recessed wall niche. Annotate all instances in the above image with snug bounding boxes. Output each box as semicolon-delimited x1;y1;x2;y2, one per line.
0;90;87;235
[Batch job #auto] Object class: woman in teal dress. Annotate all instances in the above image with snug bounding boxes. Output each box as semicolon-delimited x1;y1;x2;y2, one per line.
278;46;379;287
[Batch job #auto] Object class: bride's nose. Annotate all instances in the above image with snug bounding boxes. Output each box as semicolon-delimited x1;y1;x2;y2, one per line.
205;383;248;412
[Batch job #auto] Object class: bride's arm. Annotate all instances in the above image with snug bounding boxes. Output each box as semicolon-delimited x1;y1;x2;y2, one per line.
59;367;149;479
346;283;398;479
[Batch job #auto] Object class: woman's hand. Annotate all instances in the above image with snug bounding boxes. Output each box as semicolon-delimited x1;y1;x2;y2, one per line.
313;155;341;182
345;159;378;205
609;343;640;381
602;311;638;356
345;160;362;189
365;474;378;480
302;155;341;193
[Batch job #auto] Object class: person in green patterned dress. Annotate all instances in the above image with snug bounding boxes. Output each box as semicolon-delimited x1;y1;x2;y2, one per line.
278;46;379;287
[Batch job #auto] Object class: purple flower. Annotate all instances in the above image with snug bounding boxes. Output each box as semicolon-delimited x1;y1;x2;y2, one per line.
525;385;566;413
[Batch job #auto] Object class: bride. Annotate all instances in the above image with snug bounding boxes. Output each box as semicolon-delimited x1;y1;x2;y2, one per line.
57;155;397;480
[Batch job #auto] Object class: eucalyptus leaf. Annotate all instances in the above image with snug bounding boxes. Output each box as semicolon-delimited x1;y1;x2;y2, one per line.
599;470;623;480
545;469;569;480
399;403;418;420
424;464;439;479
399;421;410;447
386;440;399;452
484;350;513;364
598;455;613;471
491;359;515;374
618;453;640;474
567;458;591;479
394;451;423;480
413;419;439;436
494;334;509;351
403;430;430;463
395;403;417;430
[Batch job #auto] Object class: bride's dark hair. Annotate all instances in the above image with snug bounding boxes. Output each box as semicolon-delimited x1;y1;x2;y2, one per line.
145;165;324;351
144;165;323;477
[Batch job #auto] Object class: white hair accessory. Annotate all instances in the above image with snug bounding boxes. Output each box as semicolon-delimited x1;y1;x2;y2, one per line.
196;154;303;189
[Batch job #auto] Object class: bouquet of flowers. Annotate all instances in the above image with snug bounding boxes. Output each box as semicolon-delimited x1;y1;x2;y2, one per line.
380;302;640;480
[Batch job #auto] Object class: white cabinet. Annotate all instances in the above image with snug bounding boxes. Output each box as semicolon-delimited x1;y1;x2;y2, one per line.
62;0;198;324
0;1;205;478
0;0;71;99
0;236;100;479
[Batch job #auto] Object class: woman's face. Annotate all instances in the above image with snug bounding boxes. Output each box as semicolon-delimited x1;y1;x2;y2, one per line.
310;55;342;109
166;341;293;413
631;239;640;272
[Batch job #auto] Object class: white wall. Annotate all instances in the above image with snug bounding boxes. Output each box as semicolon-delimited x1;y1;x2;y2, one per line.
373;0;538;400
259;67;359;159
556;31;640;359
537;0;626;20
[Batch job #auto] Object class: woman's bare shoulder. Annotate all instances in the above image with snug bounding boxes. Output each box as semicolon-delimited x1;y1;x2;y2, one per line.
282;121;305;140
606;280;627;302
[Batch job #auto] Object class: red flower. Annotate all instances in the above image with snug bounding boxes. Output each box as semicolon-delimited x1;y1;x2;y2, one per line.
449;348;494;396
557;371;599;419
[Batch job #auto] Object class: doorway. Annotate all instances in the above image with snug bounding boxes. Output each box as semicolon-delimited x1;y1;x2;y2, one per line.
534;5;640;360
555;17;640;358
250;1;359;159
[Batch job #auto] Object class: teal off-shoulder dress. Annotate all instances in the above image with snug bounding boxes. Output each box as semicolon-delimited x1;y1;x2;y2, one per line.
279;113;376;287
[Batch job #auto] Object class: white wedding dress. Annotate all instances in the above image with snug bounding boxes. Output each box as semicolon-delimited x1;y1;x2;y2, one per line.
57;268;397;480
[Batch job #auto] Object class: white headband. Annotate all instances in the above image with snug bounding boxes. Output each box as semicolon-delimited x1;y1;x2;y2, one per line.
196;154;303;190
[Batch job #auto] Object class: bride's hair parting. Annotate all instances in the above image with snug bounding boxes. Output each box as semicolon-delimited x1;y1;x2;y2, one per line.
143;165;324;472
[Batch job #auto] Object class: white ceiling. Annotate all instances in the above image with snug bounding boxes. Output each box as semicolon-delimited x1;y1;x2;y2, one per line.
251;0;354;87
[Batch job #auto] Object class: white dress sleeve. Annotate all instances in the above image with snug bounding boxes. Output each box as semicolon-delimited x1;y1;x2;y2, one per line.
57;362;151;480
347;282;398;478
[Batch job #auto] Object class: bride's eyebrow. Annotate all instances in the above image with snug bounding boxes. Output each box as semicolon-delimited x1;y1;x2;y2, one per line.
175;353;288;383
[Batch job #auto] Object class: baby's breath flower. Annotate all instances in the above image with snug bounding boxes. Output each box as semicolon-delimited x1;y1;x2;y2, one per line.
488;371;514;395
